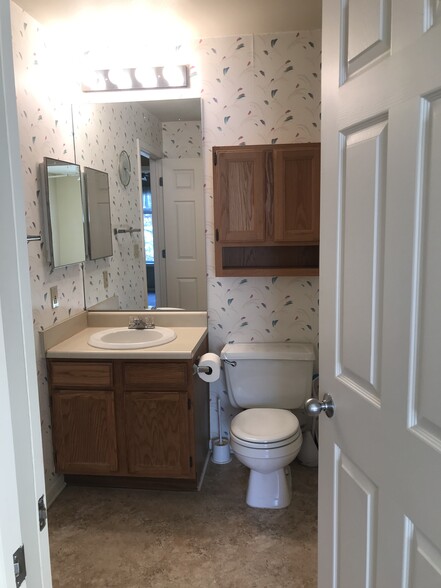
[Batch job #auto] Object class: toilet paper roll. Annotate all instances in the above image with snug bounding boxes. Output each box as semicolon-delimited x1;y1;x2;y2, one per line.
197;353;221;382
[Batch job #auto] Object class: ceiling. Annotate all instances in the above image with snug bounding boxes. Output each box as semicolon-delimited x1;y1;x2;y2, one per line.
15;0;322;37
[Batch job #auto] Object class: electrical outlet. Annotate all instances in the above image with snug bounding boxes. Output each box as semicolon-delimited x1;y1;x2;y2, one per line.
50;286;59;309
133;243;140;259
103;270;109;289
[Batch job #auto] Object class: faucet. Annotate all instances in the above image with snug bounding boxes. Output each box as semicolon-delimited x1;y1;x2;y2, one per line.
128;315;155;329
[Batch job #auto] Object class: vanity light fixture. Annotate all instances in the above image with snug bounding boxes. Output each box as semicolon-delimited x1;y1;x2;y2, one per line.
81;65;189;92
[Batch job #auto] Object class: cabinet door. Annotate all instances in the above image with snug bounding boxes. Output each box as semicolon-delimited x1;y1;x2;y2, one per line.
273;144;320;242
214;147;267;242
51;390;118;474
124;390;191;478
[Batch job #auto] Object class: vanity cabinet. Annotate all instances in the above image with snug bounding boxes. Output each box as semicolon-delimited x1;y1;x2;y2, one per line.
213;143;320;276
47;338;209;490
49;361;117;474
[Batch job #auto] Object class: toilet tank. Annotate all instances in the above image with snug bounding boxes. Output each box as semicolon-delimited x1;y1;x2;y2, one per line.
220;342;314;409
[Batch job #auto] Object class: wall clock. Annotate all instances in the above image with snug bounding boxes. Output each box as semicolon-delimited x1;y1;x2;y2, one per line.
118;150;131;187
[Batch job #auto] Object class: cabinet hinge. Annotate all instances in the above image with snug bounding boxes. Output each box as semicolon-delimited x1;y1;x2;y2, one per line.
213;151;217;166
188;398;192;410
189;456;193;468
161;249;166;259
38;495;47;531
159;176;163;187
13;545;26;587
215;229;219;242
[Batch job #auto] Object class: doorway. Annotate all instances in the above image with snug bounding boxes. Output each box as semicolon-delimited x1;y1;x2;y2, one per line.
141;154;156;307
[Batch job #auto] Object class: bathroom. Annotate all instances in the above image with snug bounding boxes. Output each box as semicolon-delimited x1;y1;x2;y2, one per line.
7;0;321;585
4;0;440;586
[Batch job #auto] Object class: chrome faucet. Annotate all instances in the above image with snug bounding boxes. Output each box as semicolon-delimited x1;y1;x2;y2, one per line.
128;315;155;329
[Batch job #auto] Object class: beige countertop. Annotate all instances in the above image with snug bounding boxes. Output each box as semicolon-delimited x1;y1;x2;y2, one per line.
46;326;207;360
43;310;208;360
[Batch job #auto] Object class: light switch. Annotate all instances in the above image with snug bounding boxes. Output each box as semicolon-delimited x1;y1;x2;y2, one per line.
50;286;59;309
103;270;109;289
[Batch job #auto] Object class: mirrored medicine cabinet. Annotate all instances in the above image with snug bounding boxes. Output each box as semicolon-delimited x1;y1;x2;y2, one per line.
40;157;113;268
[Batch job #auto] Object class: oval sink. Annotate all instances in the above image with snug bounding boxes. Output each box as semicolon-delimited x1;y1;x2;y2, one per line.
88;326;176;349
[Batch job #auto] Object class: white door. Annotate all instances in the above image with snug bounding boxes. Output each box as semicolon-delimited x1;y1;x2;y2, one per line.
0;307;26;588
0;0;52;584
162;158;207;310
319;0;441;586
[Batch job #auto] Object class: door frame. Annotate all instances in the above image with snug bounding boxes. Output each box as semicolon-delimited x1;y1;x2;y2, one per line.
137;139;167;307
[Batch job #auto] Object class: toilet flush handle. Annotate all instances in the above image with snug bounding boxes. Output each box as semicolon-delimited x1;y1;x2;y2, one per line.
304;393;335;418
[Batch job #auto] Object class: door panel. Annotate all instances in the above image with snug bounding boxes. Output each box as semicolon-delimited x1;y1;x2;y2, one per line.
320;0;441;586
344;0;391;78
336;450;377;588
339;120;387;397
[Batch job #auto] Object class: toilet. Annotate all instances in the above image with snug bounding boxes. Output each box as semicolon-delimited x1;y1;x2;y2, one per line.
220;342;314;509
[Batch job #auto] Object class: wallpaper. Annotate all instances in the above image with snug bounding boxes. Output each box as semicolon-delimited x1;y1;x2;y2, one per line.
199;32;321;438
11;0;320;495
162;121;202;159
72;101;163;309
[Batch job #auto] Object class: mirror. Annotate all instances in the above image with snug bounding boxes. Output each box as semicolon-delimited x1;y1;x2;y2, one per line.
40;157;86;268
84;166;113;260
72;98;205;311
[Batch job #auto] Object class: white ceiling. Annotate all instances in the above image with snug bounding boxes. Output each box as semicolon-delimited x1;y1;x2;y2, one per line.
15;0;322;37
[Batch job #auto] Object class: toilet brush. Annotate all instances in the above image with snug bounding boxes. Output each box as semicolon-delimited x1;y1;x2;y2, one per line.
217;396;222;444
211;396;231;463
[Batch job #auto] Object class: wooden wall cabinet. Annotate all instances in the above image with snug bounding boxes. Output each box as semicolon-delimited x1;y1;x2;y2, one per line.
213;143;320;276
47;339;210;490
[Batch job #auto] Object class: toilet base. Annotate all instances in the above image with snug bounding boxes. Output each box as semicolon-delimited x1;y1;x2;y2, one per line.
246;466;292;509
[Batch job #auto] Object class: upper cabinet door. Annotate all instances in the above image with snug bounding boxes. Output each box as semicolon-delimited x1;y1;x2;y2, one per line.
213;147;266;242
273;144;320;243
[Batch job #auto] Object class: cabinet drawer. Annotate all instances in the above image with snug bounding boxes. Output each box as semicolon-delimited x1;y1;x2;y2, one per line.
50;361;113;388
123;362;188;390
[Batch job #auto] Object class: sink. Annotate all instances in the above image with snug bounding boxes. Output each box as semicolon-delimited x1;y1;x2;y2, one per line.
88;326;176;349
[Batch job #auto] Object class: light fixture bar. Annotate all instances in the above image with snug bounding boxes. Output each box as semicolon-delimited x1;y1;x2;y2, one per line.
81;65;189;92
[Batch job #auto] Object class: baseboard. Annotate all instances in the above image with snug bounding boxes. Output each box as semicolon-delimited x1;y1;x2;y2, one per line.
46;474;66;508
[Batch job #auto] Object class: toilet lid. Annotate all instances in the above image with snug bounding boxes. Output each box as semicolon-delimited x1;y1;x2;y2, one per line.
231;408;300;444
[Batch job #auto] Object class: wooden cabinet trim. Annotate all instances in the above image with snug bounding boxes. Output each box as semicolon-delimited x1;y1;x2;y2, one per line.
122;361;188;390
49;360;113;388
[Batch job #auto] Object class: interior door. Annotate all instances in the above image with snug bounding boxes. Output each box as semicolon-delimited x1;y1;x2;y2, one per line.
0;0;52;583
162;158;207;310
320;1;441;586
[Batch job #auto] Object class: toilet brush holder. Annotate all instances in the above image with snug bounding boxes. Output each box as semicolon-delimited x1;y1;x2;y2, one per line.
211;438;232;464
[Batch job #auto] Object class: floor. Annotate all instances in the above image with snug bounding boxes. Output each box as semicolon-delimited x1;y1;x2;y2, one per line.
49;458;318;588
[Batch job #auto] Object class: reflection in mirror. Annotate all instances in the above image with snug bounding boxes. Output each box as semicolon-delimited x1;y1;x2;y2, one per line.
40;157;86;268
84;167;113;260
72;98;206;312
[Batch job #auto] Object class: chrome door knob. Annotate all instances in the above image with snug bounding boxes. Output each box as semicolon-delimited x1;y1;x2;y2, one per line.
304;393;335;418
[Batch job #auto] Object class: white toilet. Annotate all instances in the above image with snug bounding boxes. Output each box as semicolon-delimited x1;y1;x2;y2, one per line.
220;342;314;509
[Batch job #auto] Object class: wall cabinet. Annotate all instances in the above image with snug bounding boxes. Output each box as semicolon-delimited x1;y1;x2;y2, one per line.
47;339;209;490
213;143;320;276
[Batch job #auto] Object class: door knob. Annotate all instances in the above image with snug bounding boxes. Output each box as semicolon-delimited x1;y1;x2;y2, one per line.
304;393;335;418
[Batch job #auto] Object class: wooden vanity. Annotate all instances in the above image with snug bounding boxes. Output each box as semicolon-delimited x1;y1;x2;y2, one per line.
44;312;210;491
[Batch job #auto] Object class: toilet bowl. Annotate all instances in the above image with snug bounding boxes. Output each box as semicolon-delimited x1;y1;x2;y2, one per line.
230;408;302;509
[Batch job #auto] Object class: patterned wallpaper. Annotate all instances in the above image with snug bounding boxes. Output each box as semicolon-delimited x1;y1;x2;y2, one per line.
199;32;321;438
11;1;320;494
72;101;163;309
162;121;202;158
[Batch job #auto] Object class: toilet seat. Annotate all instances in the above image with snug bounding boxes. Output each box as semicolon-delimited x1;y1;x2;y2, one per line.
231;408;300;449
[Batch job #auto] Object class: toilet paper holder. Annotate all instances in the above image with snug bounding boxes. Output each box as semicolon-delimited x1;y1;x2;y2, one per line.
192;362;212;376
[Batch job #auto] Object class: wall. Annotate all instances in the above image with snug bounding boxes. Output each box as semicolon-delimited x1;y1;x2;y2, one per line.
199;32;321;438
11;1;320;494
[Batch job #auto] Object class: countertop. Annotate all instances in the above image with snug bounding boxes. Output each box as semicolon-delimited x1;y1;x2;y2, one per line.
43;310;208;360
